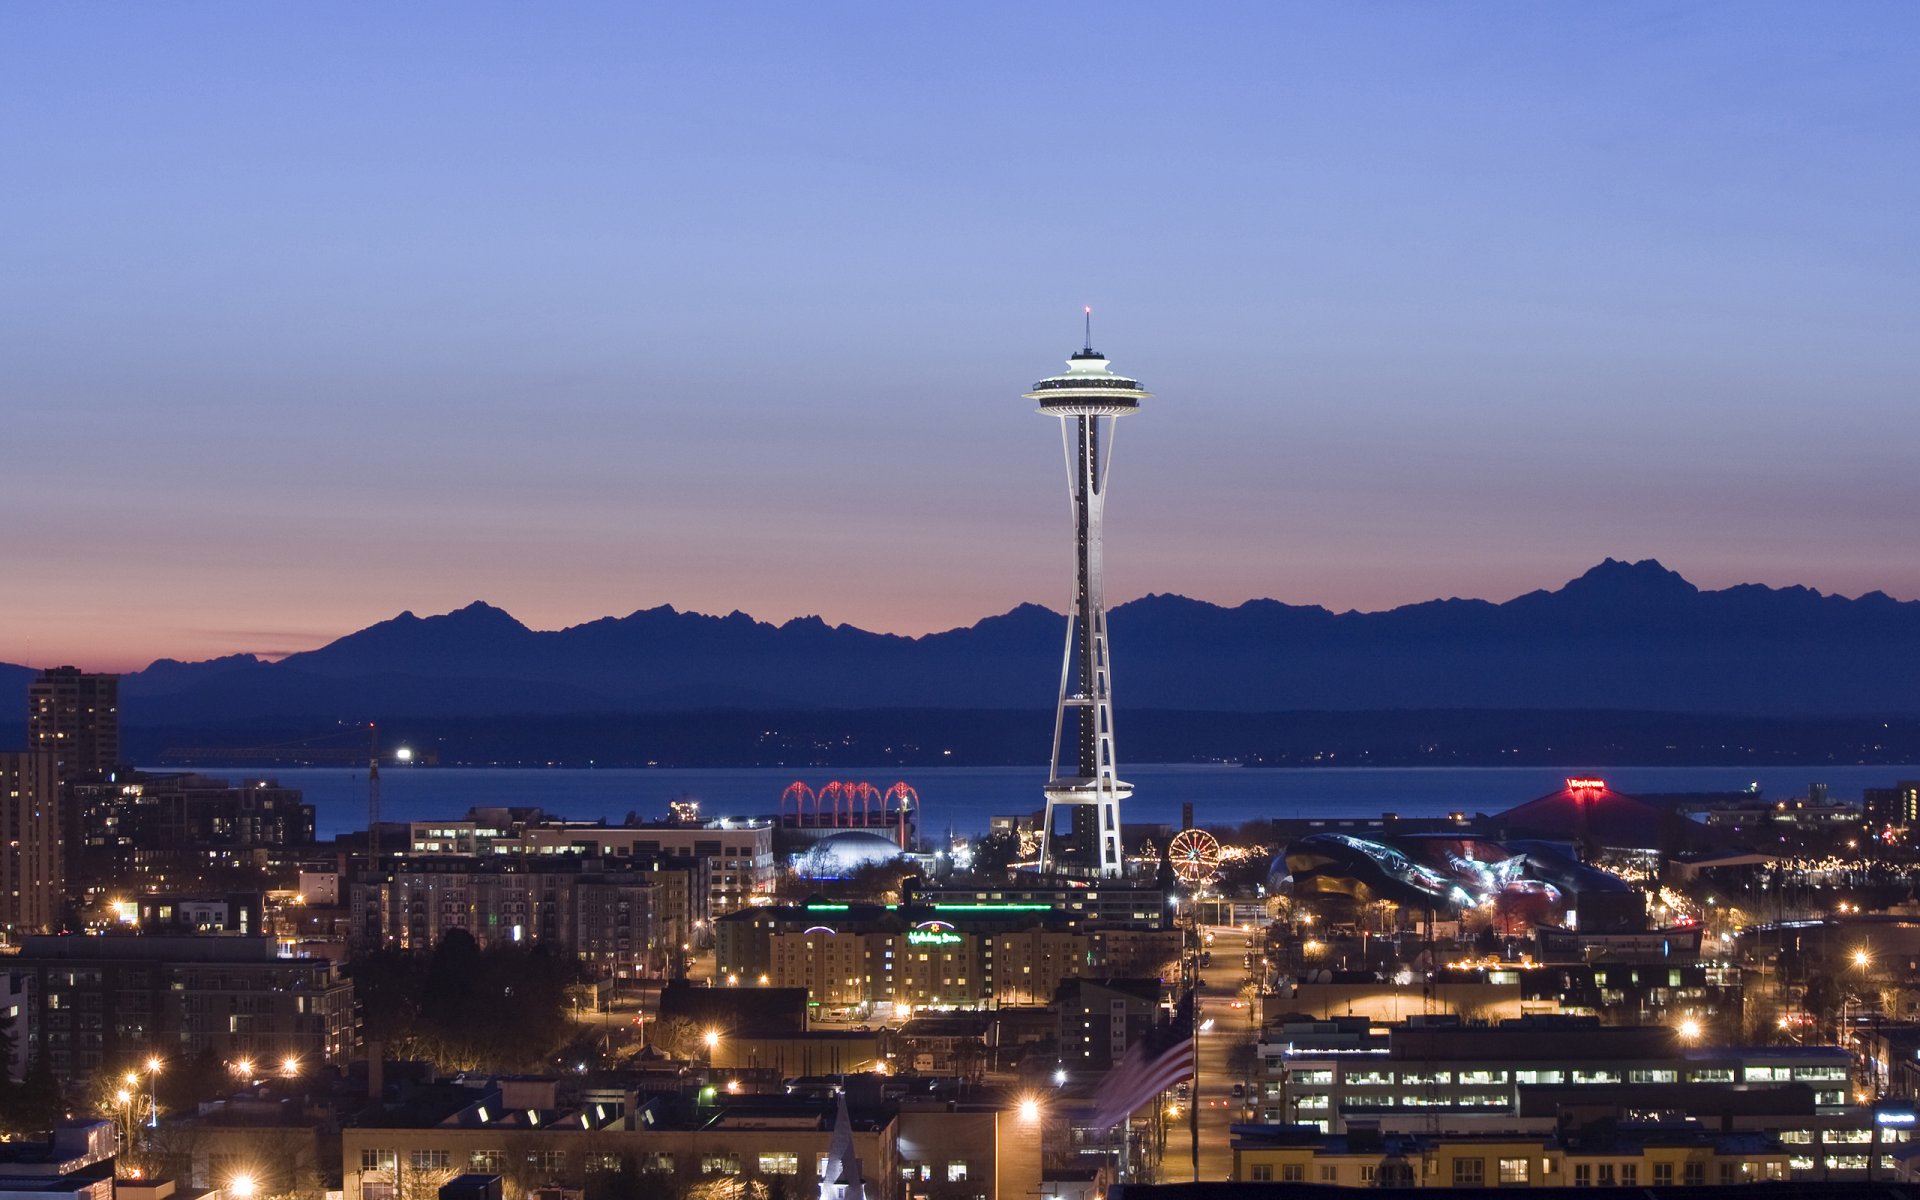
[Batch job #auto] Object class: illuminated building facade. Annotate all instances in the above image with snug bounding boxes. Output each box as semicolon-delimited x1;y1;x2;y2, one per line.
1866;781;1920;835
406;807;771;917
65;771;315;898
0;750;63;943
718;902;1180;1011
1231;1126;1791;1189
11;933;354;1077
350;854;688;975
1027;333;1152;878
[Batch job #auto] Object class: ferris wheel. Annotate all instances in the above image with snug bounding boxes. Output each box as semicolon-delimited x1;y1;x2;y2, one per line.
1168;828;1221;886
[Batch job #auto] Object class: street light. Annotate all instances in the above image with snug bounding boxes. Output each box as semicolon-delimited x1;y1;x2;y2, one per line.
1678;1018;1702;1042
227;1174;258;1200
144;1057;162;1127
280;1056;300;1077
1018;1094;1041;1123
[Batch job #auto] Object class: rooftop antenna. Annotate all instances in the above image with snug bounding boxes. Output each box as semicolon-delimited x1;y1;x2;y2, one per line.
1083;305;1093;352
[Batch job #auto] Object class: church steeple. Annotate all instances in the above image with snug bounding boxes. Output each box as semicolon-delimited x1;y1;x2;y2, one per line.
818;1092;868;1200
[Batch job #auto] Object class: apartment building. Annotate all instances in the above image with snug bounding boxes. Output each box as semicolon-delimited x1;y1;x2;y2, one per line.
11;933;354;1078
406;808;772;917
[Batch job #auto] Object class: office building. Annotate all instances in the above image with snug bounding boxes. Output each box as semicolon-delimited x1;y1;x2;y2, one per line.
1256;1018;1853;1133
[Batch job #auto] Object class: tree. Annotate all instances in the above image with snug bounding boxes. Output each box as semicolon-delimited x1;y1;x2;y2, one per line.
969;830;1021;878
3;1047;63;1134
1803;972;1841;1030
648;1015;702;1061
346;932;586;1072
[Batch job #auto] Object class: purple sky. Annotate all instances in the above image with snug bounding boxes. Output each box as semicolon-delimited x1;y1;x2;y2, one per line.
3;4;1917;671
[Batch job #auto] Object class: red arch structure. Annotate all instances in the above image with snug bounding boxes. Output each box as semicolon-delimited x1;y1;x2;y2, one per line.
779;781;815;824
776;779;918;844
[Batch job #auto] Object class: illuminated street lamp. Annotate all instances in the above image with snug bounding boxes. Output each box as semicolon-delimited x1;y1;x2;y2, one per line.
143;1057;162;1127
1678;1018;1702;1043
280;1056;301;1077
1018;1094;1041;1123
227;1173;257;1200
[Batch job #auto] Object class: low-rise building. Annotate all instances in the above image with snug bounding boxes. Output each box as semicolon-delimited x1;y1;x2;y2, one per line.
10;934;354;1078
1230;1123;1791;1188
1257;1017;1851;1131
342;1086;898;1200
1249;1016;1911;1182
0;1121;117;1200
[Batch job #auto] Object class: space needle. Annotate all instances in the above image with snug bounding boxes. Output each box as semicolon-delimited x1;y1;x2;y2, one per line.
1028;311;1152;878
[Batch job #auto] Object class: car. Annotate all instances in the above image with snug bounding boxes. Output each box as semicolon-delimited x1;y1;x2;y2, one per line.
1231;1083;1246;1097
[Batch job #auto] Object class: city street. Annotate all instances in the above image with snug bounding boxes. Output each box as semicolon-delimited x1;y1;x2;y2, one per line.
1170;923;1264;1182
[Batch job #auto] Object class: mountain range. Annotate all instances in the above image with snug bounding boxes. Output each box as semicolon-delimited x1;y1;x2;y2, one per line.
5;559;1920;730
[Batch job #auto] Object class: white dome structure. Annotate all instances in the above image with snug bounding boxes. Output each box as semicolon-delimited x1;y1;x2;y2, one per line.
793;830;906;879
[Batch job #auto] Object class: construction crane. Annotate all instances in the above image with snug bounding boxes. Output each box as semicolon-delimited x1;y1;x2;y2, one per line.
367;722;381;861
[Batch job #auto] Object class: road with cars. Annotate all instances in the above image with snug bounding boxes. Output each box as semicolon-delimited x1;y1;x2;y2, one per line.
1175;923;1264;1182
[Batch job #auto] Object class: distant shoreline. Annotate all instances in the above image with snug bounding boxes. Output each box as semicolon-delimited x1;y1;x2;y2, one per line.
157;762;1920;842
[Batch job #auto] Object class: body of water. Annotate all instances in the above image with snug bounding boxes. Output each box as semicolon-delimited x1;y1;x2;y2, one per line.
145;763;1920;840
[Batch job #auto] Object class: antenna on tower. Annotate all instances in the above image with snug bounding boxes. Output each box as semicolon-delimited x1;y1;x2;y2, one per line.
1083;306;1093;352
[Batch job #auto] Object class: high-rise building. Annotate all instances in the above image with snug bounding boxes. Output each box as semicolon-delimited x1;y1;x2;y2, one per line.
1027;323;1152;878
28;667;120;780
0;751;64;942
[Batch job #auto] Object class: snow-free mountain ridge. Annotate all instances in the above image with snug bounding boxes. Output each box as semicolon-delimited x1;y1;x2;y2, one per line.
10;560;1920;721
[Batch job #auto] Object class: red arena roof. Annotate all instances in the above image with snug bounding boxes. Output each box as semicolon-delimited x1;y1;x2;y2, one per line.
1494;777;1708;851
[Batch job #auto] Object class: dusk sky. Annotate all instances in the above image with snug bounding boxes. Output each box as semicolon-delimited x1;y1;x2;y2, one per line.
4;3;1917;672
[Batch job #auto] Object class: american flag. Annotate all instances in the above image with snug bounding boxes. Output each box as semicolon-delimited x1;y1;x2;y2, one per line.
1087;992;1195;1133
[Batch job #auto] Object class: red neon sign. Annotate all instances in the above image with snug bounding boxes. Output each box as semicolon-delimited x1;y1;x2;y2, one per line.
1566;777;1607;791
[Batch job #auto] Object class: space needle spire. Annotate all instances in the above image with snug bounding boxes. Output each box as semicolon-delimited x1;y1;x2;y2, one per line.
1026;311;1152;878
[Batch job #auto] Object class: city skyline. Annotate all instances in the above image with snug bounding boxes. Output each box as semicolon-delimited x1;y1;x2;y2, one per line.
5;3;1917;670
